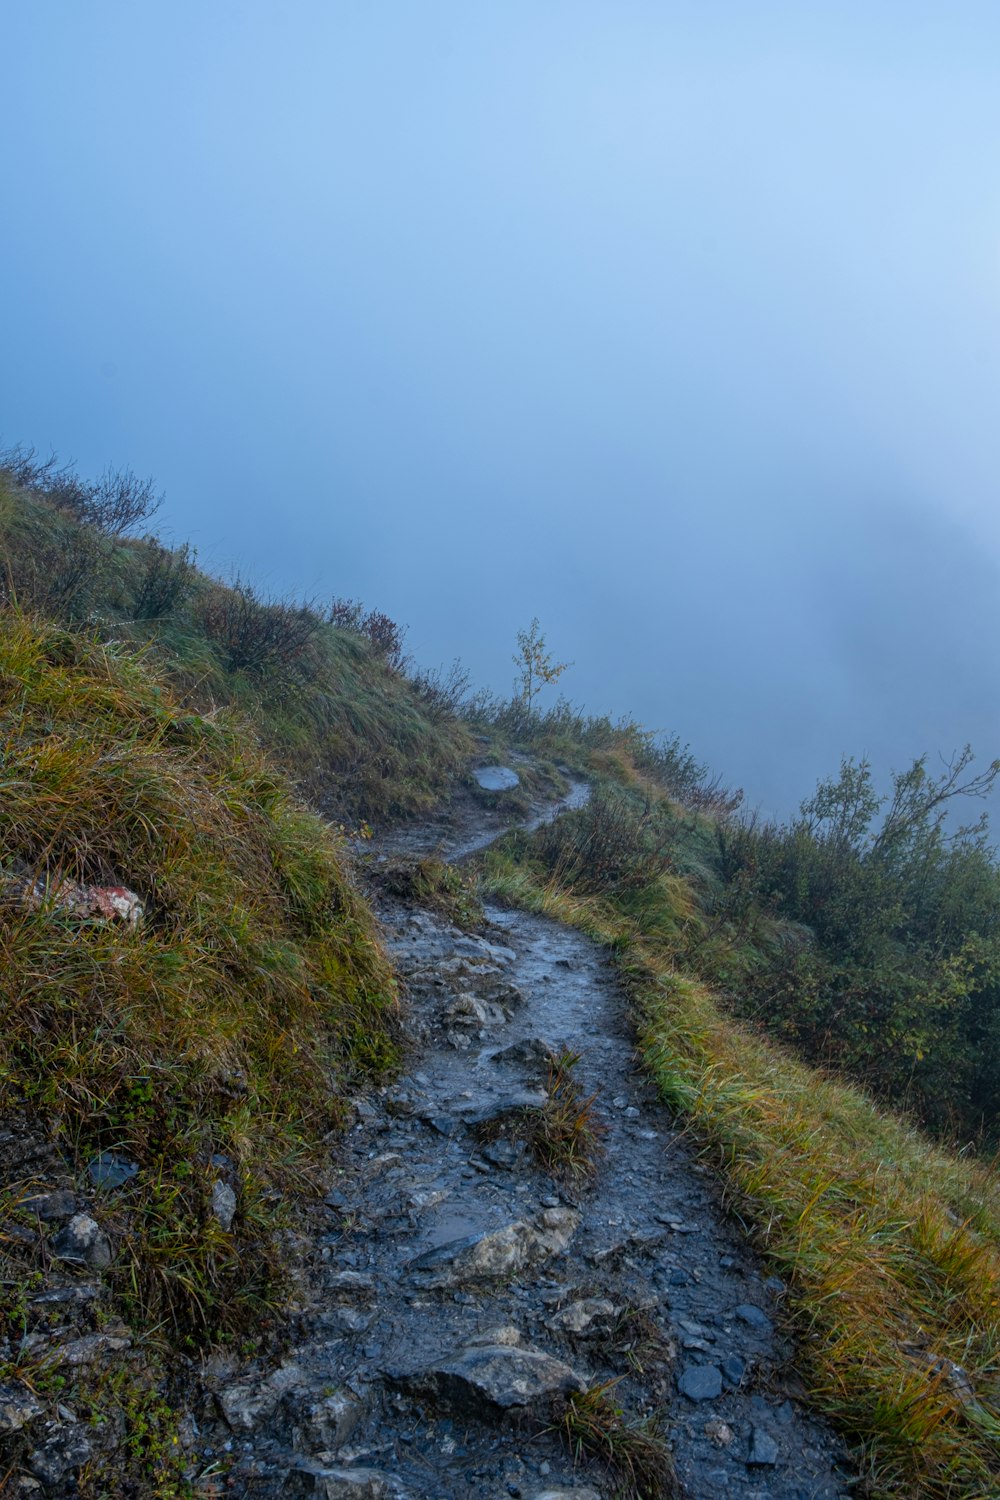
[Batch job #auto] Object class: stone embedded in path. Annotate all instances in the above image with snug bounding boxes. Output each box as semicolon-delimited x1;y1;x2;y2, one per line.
390;1335;585;1418
217;1362;306;1430
747;1425;780;1466
734;1302;773;1333
456;1088;548;1126
474;766;520;791
678;1364;723;1401
488;1036;558;1076
531;1491;603;1500
289;1390;364;1454
546;1298;617;1336
306;1466;410;1499
407;1206;578;1286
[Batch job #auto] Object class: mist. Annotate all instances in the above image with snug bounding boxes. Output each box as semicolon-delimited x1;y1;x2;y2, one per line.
3;1;1000;816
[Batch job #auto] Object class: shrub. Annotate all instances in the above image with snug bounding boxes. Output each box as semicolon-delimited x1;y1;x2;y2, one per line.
533;786;678;896
130;539;197;620
198;578;322;675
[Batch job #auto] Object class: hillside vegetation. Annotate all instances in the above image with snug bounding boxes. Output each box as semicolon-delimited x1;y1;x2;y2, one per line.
4;446;1000;1497
483;775;1000;1498
0;452;472;824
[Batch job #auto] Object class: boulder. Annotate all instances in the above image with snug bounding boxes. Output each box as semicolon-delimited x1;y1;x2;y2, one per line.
391;1338;584;1418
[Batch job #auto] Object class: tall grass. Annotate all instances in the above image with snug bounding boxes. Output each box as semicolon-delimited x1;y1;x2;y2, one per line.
0;610;399;1342
483;837;1000;1498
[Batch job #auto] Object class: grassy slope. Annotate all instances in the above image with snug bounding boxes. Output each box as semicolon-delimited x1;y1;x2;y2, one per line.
0;611;406;1491
481;767;1000;1499
0;476;473;824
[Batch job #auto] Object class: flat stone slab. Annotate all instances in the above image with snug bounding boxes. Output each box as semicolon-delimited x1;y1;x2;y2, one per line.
407;1207;578;1286
678;1364;723;1402
391;1339;584;1417
474;766;520;791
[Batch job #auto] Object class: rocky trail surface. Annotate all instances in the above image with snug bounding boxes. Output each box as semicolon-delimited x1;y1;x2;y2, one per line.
208;778;858;1500
1;776;860;1499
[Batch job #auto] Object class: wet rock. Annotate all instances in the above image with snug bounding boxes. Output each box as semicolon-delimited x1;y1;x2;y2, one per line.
291;1390;364;1453
489;1037;557;1075
326;1306;374;1334
21;1189;75;1222
308;1468;409;1499
326;1271;376;1296
51;1213;112;1270
457;1089;548;1126
0;1381;43;1434
678;1365;723;1402
444;992;507;1030
28;1426;93;1487
734;1302;773;1333
408;1207;578;1286
87;1151;138;1190
747;1425;780;1466
211;1179;238;1230
546;1298;617;1336
392;1339;585;1417
531;1492;602;1500
481;1139;524;1169
218;1363;306;1430
475;766;520;791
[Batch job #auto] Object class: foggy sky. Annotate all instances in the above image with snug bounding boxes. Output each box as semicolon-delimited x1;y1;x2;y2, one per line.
3;2;1000;816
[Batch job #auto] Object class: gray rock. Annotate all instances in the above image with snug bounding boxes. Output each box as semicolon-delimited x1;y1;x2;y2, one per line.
678;1364;723;1401
747;1425;780;1466
87;1151;139;1190
326;1270;376;1296
393;1339;585;1417
326;1306;374;1334
22;1189;76;1222
720;1355;745;1387
0;1381;43;1434
734;1303;773;1333
309;1467;409;1499
218;1363;306;1430
531;1491;603;1500
457;1089;548;1125
211;1179;238;1231
408;1207;578;1286
475;766;520;791
51;1213;112;1270
704;1418;735;1447
28;1427;93;1487
291;1391;363;1454
546;1298;617;1336
481;1139;523;1169
488;1037;557;1075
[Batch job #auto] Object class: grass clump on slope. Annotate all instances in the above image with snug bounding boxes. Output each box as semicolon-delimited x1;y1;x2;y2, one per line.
0;467;473;825
482;787;1000;1500
0;609;399;1344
